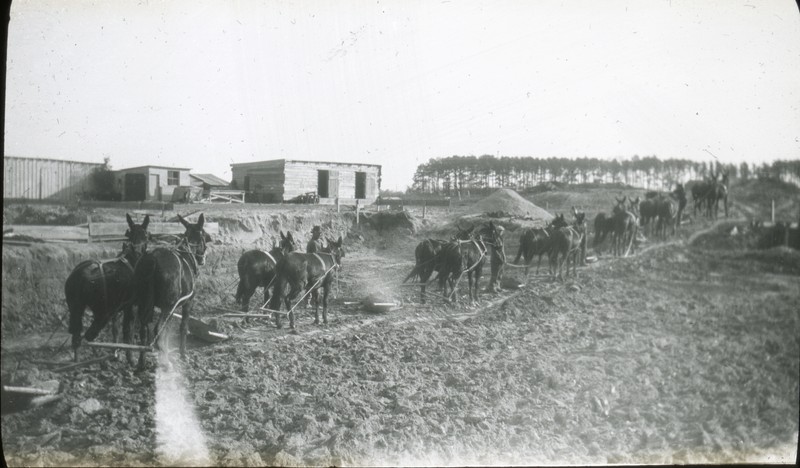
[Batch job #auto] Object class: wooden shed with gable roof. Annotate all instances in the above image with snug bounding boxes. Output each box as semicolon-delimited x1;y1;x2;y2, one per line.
230;159;381;204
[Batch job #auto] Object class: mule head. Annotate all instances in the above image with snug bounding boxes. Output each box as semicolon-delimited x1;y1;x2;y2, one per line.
571;207;586;227
628;197;640;216
123;213;150;258
550;213;568;229
324;236;345;267
178;213;210;265
279;230;297;254
452;223;475;241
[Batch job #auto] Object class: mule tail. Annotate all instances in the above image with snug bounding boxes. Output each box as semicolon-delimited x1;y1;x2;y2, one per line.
233;278;244;304
403;264;420;283
513;241;525;265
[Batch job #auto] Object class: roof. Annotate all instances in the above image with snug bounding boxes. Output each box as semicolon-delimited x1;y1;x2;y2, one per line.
116;165;192;172
4;155;103;166
231;158;381;169
190;173;229;186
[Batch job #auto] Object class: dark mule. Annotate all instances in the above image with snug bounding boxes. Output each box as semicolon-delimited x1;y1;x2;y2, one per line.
593;212;616;256
65;214;150;362
403;238;448;304
513;226;553;278
691;179;714;218
129;214;210;370
436;223;492;304
548;213;585;280
612;199;638;257
234;231;297;311
638;198;657;236
268;237;345;329
709;172;729;219
653;195;676;239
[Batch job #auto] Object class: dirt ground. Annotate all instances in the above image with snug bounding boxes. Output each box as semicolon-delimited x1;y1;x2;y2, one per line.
2;186;799;466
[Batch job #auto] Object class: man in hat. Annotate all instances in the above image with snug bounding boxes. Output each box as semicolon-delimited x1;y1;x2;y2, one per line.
307;225;323;254
305;225;324;308
487;224;506;293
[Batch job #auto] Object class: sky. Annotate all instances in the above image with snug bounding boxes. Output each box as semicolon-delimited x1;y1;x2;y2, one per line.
4;0;800;190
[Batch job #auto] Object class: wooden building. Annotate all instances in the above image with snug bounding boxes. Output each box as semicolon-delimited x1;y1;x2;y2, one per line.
3;156;102;201
115;165;191;202
230;159;381;204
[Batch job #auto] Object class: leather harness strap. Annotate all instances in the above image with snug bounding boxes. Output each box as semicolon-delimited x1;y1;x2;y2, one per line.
261;250;277;266
312;253;327;271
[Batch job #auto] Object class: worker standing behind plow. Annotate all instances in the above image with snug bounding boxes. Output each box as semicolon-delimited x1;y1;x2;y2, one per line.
487;225;506;293
307;225;323;253
304;225;323;307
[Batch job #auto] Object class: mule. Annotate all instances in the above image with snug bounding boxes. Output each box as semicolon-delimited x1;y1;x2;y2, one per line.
653;195;676;239
593;212;616;256
234;231;297;312
691;179;714;218
548;213;584;280
612;201;638;257
436;222;494;304
513;226;553;278
709;172;729;219
403;238;448;304
268;237;345;329
638;198;657;236
65;214;150;362
129;214;210;370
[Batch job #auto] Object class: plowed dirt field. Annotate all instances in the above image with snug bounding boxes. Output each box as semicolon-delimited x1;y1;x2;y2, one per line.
2;199;798;466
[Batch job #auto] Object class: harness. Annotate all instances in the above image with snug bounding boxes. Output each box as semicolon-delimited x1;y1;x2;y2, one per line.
261;250;278;266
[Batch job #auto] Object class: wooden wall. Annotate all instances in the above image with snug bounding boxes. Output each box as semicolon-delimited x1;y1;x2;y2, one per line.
230;159;380;204
284;161;380;203
3;156;101;201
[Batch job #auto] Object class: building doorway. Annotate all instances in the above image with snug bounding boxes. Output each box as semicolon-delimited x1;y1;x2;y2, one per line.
317;170;329;198
355;172;367;199
124;173;146;201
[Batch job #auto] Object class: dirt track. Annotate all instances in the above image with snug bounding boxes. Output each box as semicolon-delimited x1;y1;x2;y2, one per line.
2;193;799;466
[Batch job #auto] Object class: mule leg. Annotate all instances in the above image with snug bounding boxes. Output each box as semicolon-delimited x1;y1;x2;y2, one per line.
179;301;191;360
311;289;327;325
322;285;330;325
241;283;256;312
137;317;149;371
67;297;85;363
122;305;135;365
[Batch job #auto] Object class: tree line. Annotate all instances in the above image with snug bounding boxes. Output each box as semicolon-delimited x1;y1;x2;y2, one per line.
409;155;800;195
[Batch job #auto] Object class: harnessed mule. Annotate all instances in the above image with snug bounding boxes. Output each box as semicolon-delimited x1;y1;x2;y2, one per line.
129;213;210;370
268;237;345;329
65;214;150;362
548;213;585;280
436;223;493;304
403;238;449;304
234;231;297;312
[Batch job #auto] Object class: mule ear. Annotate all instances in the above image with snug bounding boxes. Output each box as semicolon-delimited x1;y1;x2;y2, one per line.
571;206;577;216
204;232;212;243
287;231;294;240
337;236;343;246
280;230;286;240
142;215;150;230
177;214;190;229
197;213;205;229
126;213;135;230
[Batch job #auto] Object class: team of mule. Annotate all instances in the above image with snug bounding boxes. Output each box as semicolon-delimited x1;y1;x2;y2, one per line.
64;182;706;369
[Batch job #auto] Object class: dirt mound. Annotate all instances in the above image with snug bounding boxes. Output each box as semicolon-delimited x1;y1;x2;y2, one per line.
468;189;553;222
360;211;419;234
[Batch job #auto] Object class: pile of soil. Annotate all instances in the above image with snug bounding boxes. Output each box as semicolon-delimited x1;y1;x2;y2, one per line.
360;211;419;234
468;189;553;223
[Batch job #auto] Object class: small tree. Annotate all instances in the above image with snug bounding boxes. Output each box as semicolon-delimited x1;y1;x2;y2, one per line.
89;158;120;201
